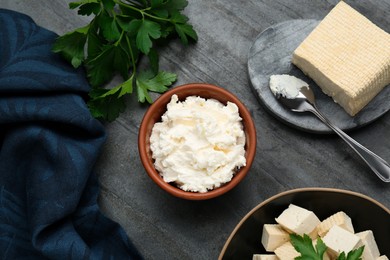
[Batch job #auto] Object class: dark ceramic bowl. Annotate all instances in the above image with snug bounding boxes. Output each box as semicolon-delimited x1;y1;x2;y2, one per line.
138;83;256;200
219;188;390;259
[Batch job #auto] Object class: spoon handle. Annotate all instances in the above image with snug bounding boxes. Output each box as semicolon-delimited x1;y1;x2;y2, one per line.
310;106;390;182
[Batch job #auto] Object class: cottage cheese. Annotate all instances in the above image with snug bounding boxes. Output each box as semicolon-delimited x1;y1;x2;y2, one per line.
269;74;309;99
150;94;246;193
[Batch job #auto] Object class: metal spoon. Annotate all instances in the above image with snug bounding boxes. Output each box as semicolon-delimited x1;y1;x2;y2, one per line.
276;86;390;182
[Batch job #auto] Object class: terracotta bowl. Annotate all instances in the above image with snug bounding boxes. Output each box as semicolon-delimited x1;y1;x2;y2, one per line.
219;188;390;259
138;83;257;200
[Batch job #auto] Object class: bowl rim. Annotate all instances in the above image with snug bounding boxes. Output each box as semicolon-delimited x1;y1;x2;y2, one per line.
138;83;257;200
218;187;390;259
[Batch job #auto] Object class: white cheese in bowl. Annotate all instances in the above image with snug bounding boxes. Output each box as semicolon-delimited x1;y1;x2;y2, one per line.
150;94;246;193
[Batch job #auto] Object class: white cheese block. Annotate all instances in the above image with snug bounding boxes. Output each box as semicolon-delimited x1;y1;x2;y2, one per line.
356;230;380;260
274;242;300;260
261;224;290;252
322;225;362;257
316;211;354;237
292;1;390;116
275;204;320;236
252;254;278;260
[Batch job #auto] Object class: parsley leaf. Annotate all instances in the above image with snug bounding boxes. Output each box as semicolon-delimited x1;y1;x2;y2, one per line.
98;12;121;41
53;0;197;122
85;43;130;87
136;70;177;103
165;0;189;12
338;246;365;260
175;23;198;45
136;19;161;54
52;25;89;68
88;89;126;122
148;48;159;75
290;234;327;260
291;234;365;260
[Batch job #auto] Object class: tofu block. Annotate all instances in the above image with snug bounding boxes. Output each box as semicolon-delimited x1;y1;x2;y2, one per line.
252;254;278;260
316;211;354;237
356;230;380;260
322;225;362;257
274;242;300;260
275;204;320;235
261;224;290;252
292;1;390;116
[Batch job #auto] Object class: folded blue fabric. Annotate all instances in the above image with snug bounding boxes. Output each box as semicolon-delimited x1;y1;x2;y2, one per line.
0;9;142;259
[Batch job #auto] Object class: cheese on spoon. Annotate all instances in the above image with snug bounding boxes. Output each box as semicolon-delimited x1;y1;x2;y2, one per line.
269;74;308;99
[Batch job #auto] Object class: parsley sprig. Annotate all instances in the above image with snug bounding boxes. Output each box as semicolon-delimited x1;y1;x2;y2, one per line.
290;234;327;260
290;234;365;260
53;0;197;121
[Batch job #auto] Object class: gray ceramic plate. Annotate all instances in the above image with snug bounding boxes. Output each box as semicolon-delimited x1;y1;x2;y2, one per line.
219;188;390;260
248;19;390;134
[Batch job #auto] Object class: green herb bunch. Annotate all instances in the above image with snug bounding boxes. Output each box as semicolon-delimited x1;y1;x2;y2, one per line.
53;0;197;121
290;234;365;260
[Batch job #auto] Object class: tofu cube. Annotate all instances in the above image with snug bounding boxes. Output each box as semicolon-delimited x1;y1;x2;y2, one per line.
316;211;354;237
322;225;362;257
356;230;380;260
275;204;320;235
252;254;278;260
274;242;300;260
261;224;290;252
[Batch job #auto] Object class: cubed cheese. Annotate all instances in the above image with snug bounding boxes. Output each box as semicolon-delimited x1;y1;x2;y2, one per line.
316;211;354;237
292;1;390;116
322;225;362;257
274;242;300;260
275;204;320;235
261;224;290;252
356;230;380;260
252;254;278;260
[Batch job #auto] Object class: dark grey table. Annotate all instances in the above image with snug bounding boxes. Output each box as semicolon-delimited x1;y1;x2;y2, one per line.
2;1;389;259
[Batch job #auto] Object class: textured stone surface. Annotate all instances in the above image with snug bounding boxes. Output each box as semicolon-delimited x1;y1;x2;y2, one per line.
1;1;389;259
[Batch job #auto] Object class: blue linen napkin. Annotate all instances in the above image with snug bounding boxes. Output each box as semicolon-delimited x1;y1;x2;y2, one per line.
0;9;142;259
